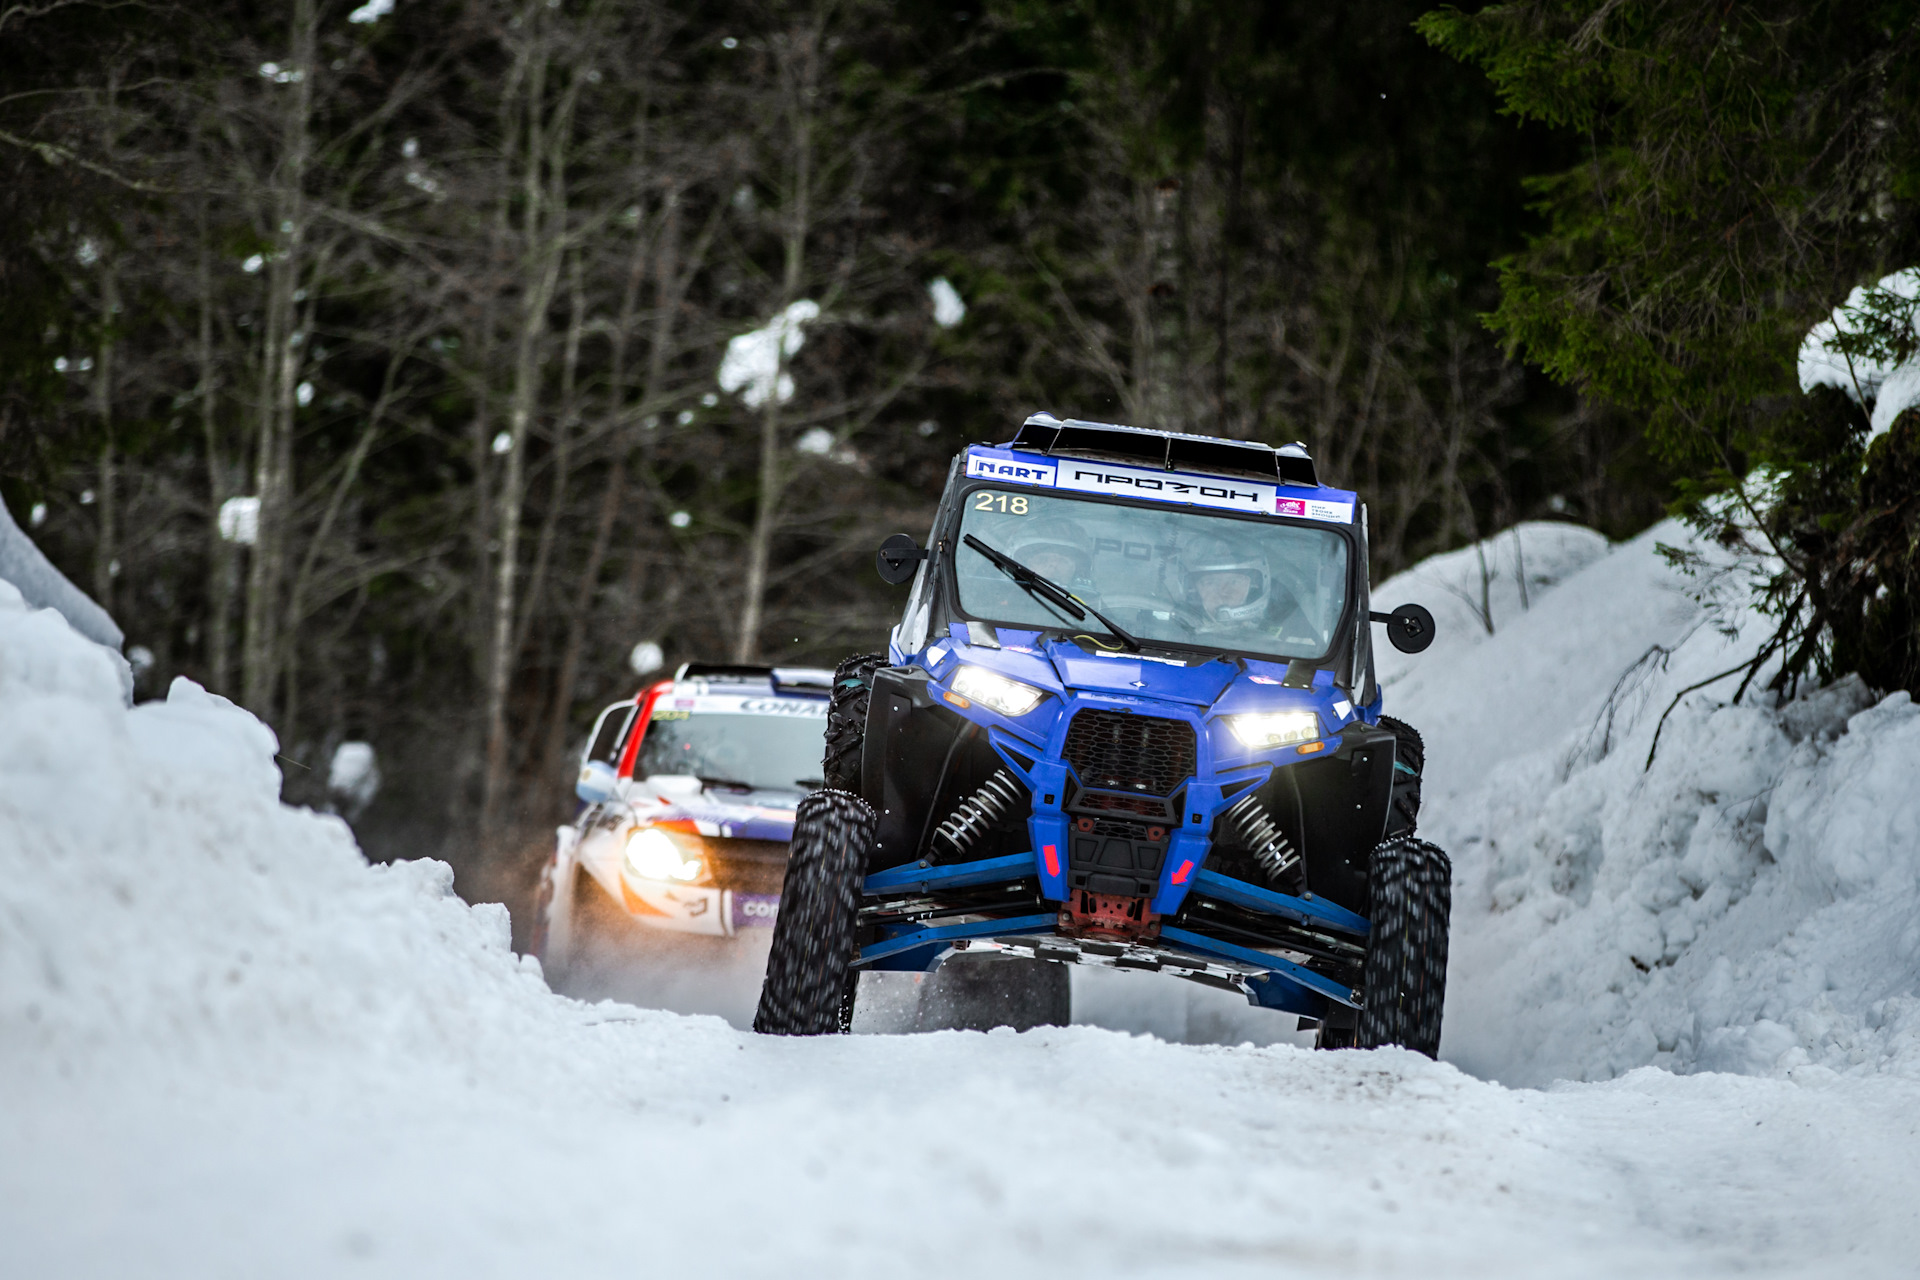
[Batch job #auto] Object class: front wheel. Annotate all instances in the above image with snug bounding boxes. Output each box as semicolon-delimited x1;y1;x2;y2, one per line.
1380;715;1424;838
530;833;581;985
1355;835;1451;1058
754;790;875;1035
823;653;886;793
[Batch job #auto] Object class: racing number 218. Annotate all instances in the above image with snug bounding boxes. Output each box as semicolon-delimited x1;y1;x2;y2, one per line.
974;492;1029;514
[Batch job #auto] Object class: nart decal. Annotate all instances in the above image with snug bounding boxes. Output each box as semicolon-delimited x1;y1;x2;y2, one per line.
965;453;1059;487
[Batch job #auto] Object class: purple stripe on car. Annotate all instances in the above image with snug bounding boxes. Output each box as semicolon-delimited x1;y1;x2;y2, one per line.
732;893;781;928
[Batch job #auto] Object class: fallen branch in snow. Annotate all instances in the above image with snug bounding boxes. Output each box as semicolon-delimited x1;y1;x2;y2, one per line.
1642;661;1749;771
1644;608;1798;771
1579;642;1672;766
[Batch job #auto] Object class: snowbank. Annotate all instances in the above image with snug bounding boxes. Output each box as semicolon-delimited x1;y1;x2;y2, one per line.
1380;522;1920;1087
0;574;602;1093
6;520;1920;1276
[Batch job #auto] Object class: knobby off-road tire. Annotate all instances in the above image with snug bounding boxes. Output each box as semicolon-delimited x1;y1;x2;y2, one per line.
1380;715;1424;838
1355;835;1451;1058
823;653;887;793
754;790;875;1035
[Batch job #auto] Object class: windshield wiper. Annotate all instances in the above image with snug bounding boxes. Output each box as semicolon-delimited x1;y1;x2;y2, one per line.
962;533;1142;653
696;775;756;791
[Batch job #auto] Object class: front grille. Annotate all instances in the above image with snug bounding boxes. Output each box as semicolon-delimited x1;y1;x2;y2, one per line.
705;838;789;895
1074;791;1171;818
1062;710;1196;796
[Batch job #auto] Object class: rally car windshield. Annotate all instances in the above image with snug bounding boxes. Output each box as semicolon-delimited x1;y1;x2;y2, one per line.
636;711;825;792
955;488;1350;661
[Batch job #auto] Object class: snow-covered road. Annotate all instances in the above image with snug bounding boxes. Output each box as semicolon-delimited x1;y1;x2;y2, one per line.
5;518;1920;1277
12;1013;1919;1278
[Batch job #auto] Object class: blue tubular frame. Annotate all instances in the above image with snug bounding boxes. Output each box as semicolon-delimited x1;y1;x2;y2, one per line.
1188;869;1369;936
863;853;1035;897
859;914;1058;973
855;851;1365;1011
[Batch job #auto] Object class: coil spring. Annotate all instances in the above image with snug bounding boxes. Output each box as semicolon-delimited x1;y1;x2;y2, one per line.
1220;792;1299;884
932;770;1023;857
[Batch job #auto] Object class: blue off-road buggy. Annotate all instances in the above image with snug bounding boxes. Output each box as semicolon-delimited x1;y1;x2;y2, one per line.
755;415;1449;1054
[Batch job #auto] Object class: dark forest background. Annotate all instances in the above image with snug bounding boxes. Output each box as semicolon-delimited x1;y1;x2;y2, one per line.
0;0;1689;914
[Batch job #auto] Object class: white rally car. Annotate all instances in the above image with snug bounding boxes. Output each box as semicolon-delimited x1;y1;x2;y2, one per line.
531;663;832;977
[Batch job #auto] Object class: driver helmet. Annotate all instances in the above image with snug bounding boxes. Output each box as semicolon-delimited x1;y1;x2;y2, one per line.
1166;531;1269;624
1009;517;1093;584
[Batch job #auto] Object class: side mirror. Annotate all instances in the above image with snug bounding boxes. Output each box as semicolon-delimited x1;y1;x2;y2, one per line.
575;759;619;805
875;533;928;585
1370;603;1436;655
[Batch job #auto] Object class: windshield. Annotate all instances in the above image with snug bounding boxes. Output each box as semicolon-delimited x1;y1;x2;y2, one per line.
954;488;1350;661
636;709;825;792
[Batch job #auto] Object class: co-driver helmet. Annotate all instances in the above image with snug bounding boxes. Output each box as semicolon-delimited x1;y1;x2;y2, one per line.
1009;517;1093;583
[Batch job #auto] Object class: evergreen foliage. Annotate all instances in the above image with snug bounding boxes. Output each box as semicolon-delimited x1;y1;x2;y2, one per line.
1420;0;1920;695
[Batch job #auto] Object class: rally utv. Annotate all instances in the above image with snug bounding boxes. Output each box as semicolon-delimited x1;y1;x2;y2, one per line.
755;414;1450;1054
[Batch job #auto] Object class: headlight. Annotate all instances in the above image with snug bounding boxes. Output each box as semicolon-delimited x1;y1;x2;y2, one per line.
624;827;705;882
949;665;1047;717
1226;710;1321;750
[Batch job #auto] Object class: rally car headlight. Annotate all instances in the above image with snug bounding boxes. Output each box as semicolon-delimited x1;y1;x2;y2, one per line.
1226;710;1321;750
624;827;705;882
949;665;1046;717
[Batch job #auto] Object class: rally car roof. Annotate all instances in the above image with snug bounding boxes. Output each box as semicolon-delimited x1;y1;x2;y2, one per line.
1008;412;1317;488
673;662;834;695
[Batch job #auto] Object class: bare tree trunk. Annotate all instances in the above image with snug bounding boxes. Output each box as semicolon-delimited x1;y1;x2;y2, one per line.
736;385;785;664
241;0;316;721
514;250;585;667
735;22;820;664
482;11;575;833
197;199;237;695
91;263;117;615
1212;100;1245;431
539;186;672;778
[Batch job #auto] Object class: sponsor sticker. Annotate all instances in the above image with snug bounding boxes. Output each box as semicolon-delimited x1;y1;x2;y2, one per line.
736;697;828;718
1056;460;1274;515
965;453;1059;487
657;693;826;718
1276;493;1354;524
731;893;781;929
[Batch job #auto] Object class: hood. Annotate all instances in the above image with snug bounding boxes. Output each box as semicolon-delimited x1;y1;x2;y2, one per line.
626;783;802;842
1045;639;1240;707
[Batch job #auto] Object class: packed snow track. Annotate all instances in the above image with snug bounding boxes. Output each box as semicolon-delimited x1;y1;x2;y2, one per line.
4;518;1919;1278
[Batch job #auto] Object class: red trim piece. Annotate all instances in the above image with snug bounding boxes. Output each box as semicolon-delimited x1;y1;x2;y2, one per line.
617;679;677;779
1062;888;1160;941
1170;859;1194;885
1043;844;1060;877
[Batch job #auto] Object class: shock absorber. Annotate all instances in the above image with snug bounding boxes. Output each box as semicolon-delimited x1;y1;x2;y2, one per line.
932;770;1023;859
1219;791;1300;885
